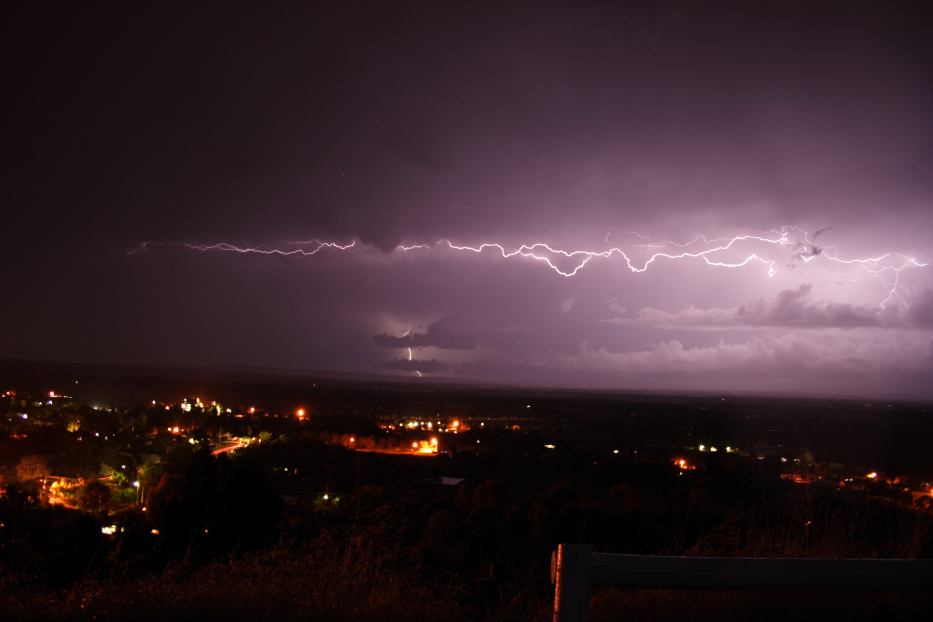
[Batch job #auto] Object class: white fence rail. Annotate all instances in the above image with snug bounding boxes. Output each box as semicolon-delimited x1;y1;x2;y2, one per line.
551;544;933;622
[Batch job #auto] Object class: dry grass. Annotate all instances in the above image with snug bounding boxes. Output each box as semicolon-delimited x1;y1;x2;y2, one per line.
2;532;469;621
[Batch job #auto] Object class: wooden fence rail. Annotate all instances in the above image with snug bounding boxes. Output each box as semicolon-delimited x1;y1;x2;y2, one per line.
551;544;933;622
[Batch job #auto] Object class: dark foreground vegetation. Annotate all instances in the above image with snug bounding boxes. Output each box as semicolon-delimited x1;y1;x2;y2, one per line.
4;439;933;620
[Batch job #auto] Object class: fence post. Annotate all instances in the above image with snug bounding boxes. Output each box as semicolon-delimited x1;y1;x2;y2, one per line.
552;543;593;622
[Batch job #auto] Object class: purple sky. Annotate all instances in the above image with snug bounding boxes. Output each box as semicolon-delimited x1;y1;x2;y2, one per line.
3;1;933;398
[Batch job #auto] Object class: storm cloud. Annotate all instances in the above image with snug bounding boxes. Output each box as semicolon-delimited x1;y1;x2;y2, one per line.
3;1;933;398
611;284;905;330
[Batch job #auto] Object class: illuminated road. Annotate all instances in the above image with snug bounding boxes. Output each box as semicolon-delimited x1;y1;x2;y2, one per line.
349;447;439;458
211;439;247;455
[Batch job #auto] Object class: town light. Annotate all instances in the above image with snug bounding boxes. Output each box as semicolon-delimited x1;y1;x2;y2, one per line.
673;457;696;471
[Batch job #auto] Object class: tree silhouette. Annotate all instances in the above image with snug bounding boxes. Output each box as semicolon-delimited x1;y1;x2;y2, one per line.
16;454;49;482
80;480;111;516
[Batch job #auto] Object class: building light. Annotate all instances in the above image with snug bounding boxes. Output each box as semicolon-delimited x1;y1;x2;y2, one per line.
673;457;696;470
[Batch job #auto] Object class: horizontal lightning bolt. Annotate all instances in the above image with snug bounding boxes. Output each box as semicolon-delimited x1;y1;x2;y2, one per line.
440;231;788;277
132;226;927;307
182;240;357;256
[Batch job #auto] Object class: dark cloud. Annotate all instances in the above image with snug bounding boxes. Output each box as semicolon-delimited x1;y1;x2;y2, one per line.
374;316;484;350
908;289;933;329
614;284;900;329
6;1;933;252
735;285;886;328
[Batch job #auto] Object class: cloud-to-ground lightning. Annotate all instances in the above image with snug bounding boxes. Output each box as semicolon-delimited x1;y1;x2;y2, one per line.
401;326;423;378
135;225;927;307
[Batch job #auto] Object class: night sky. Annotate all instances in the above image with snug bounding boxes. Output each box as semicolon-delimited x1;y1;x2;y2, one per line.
4;1;933;398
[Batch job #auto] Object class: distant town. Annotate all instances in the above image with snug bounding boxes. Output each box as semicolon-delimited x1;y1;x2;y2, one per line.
3;379;931;528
